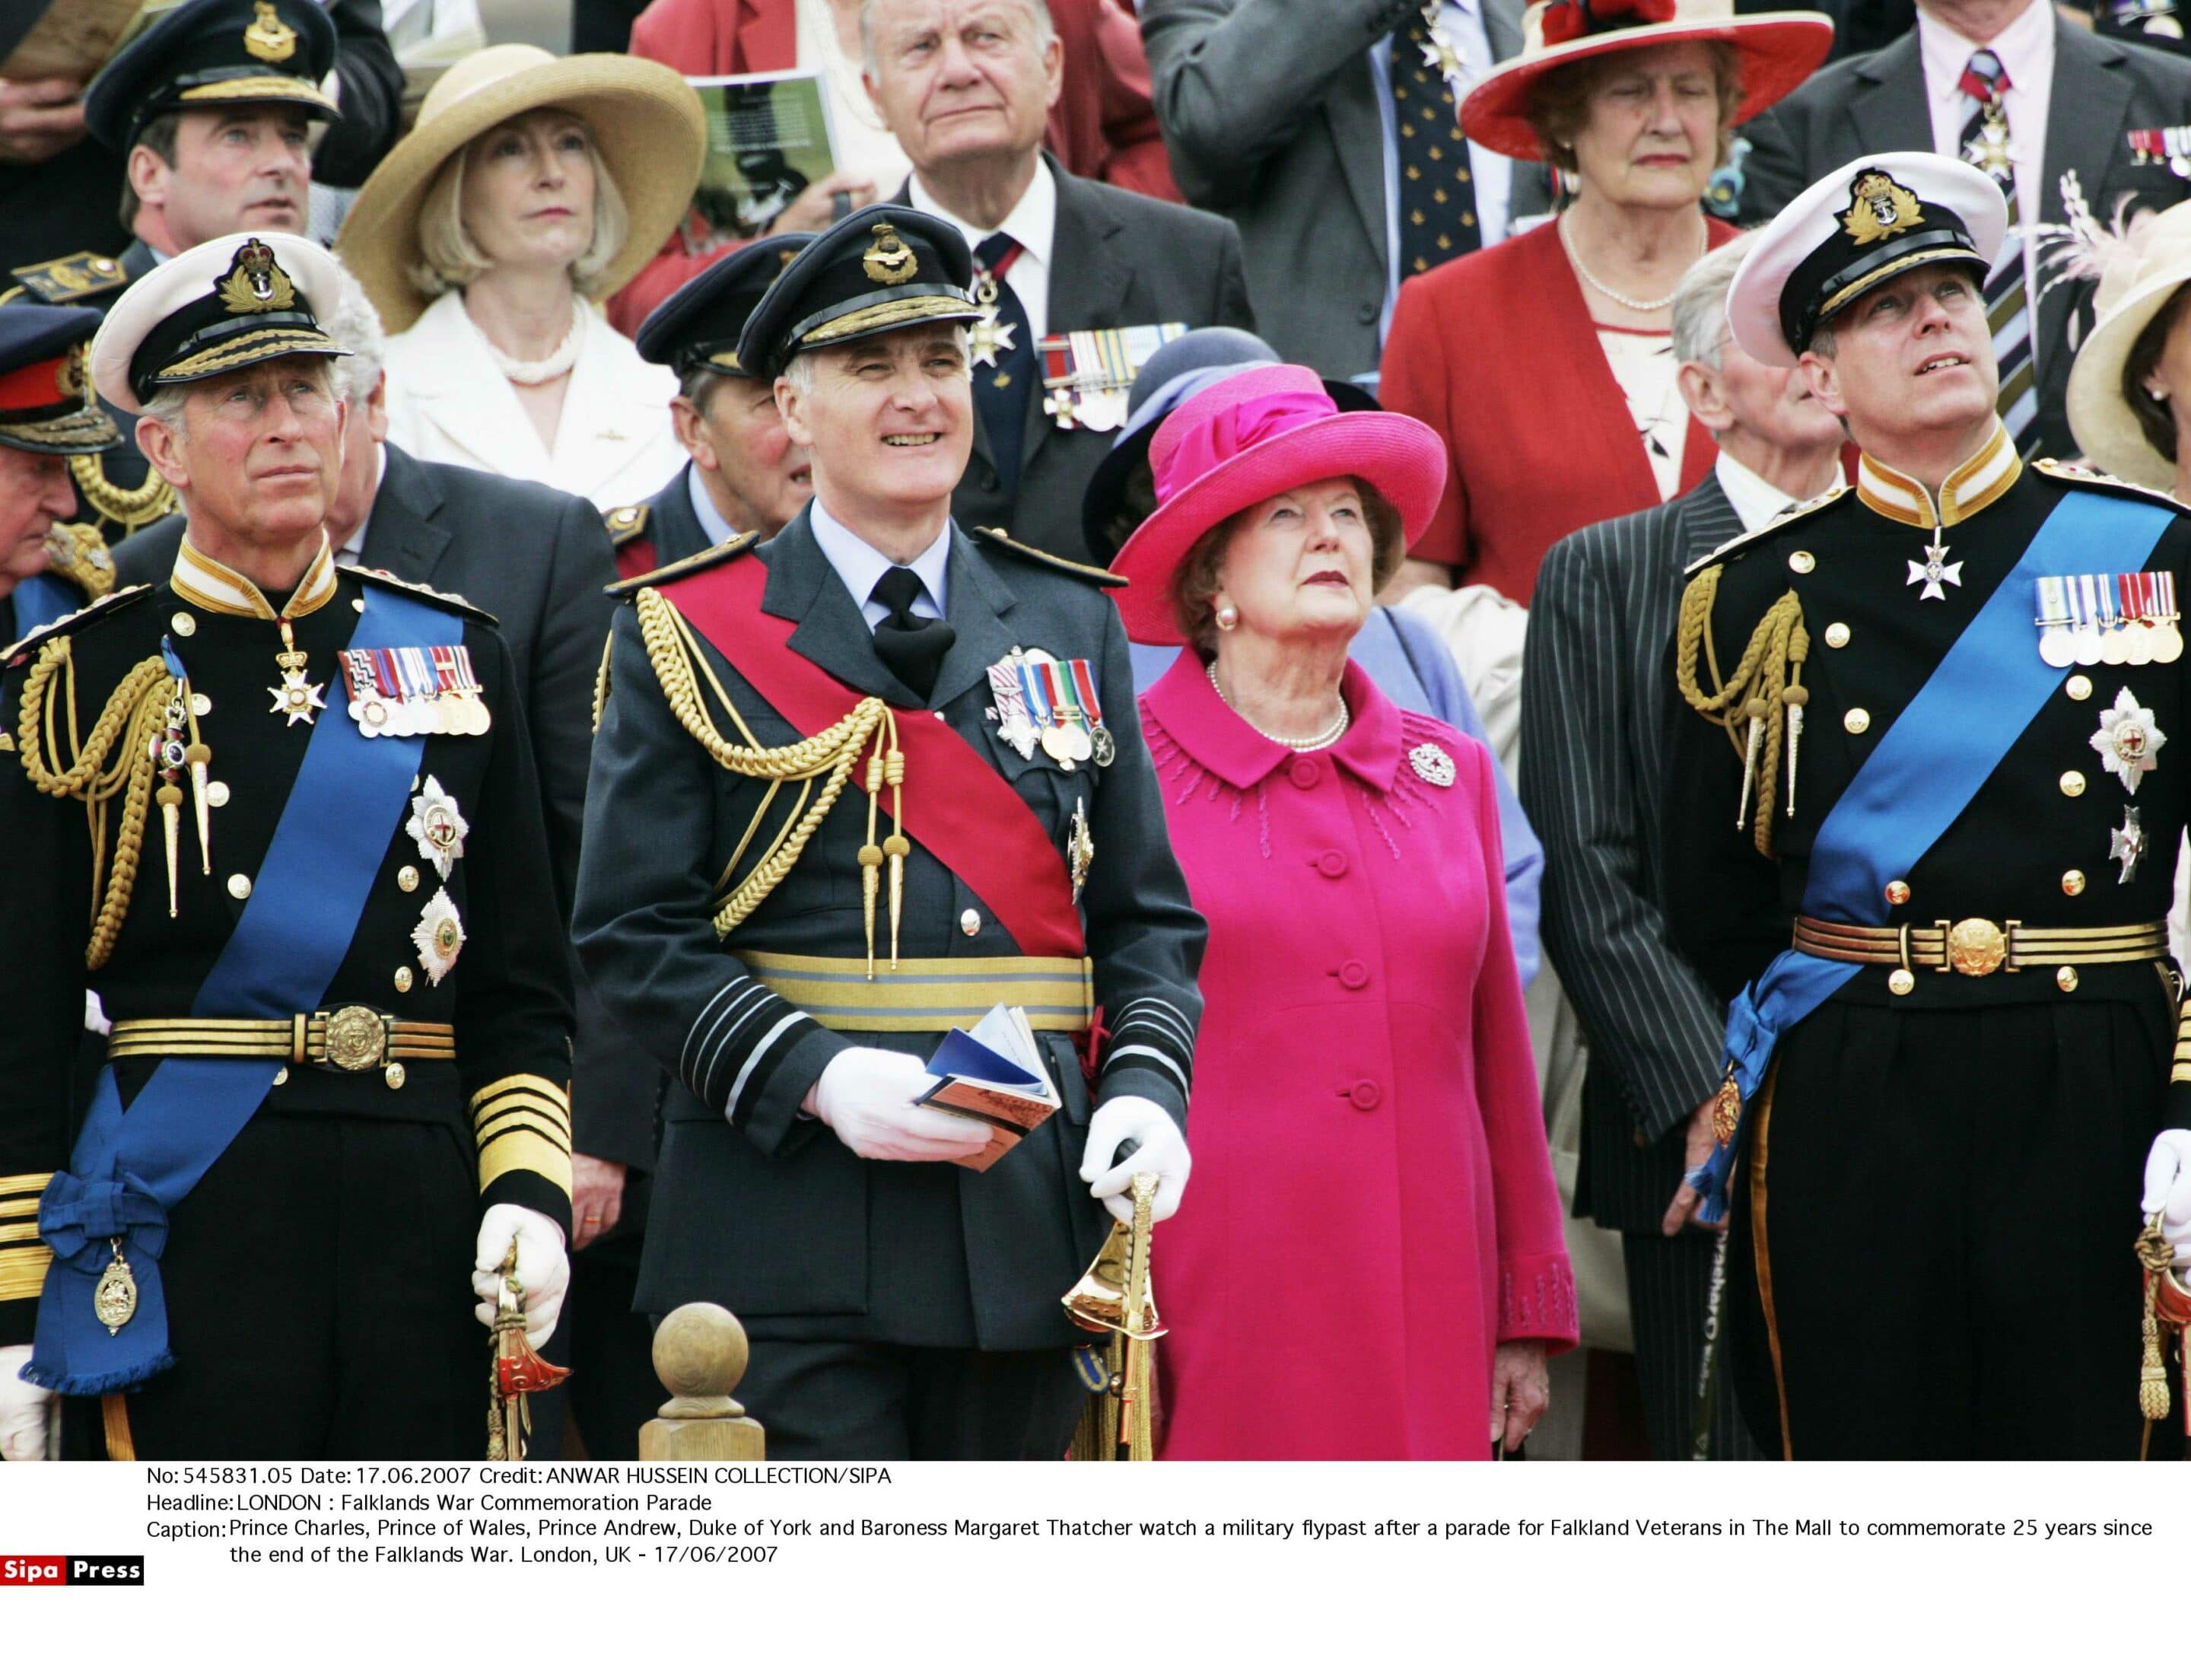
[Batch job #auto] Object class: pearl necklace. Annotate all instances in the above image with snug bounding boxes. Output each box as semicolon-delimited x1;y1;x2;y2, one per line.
1557;215;1703;315
483;303;585;387
1208;661;1349;752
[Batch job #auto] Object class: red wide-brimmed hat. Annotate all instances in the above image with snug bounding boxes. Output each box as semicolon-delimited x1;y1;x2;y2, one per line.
1459;0;1832;162
1111;364;1446;646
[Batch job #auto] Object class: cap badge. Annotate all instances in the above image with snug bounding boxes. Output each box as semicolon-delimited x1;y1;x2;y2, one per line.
1842;170;1925;247
244;1;299;63
216;238;298;315
861;222;919;285
56;345;87;400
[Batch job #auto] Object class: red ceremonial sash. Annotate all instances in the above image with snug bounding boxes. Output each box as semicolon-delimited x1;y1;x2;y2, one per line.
660;558;1087;958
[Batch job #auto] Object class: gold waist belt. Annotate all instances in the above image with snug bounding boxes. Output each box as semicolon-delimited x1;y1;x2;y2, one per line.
1791;915;2168;978
731;950;1096;1033
109;1007;456;1071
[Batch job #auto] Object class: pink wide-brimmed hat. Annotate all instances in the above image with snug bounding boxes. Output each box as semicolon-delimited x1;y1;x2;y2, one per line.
1111;365;1446;646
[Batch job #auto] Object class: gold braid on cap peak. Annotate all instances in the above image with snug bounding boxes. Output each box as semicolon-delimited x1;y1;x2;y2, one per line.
633;588;910;975
16;638;176;968
1675;565;1811;859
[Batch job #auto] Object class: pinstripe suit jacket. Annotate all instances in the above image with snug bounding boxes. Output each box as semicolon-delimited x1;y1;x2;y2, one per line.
1519;475;1739;1233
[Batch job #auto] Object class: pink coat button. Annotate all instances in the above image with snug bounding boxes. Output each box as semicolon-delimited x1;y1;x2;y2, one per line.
1337;960;1370;990
1315;849;1349;879
1289;757;1322;789
1347;1079;1382;1111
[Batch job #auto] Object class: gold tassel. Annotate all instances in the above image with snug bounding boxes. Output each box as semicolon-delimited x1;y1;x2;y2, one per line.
2138;1213;2174;1424
157;783;181;917
883;727;908;970
185;744;212;872
1738;707;1763;830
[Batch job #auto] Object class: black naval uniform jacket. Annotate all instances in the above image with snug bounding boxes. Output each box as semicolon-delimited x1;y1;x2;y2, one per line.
110;450;657;1176
0;565;576;1349
574;507;1207;1350
1662;457;2191;1048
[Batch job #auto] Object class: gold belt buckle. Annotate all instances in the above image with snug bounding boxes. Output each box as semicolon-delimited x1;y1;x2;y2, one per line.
1943;917;2008;977
318;1004;388;1071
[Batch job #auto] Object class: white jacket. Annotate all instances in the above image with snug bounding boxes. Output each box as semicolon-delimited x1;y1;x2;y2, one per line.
383;290;683;512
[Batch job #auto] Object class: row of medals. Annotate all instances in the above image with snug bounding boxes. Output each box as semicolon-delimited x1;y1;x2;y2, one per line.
2035;573;2185;669
987;651;1116;772
340;648;494;738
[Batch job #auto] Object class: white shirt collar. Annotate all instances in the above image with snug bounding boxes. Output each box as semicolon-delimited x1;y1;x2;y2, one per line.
908;154;1057;270
687;461;735;549
1918;0;2052;100
809;495;952;624
1715;448;1845;534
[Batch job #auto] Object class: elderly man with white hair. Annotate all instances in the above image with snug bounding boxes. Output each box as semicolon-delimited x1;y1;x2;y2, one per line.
109;254;671;1457
0;232;576;1460
1517;229;1846;1462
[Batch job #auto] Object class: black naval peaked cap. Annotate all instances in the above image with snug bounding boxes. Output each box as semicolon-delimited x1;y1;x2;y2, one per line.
733;208;982;380
636;233;816;376
84;0;340;153
1728;151;2008;367
0;304;121;457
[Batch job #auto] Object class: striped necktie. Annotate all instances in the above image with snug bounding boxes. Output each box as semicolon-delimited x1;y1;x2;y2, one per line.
1960;50;2038;451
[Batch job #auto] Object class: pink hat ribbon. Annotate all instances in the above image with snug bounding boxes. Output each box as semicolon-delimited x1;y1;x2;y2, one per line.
1151;385;1338;501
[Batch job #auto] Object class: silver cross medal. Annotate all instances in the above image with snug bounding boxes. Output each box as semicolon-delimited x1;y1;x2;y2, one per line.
2111;804;2148;884
1907;530;1961;602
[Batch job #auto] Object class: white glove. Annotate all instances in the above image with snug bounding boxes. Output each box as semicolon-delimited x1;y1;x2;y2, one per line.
0;1345;54;1462
1079;1095;1191;1223
472;1204;569;1344
807;1046;993;1163
2144;1129;2191;1285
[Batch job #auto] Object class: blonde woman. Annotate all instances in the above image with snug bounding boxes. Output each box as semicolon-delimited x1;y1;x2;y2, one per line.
339;46;705;510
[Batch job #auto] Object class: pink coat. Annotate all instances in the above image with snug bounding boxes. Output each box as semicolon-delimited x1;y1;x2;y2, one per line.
1142;654;1576;1460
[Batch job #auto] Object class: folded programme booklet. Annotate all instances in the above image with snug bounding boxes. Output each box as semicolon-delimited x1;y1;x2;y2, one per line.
921;1004;1061;1172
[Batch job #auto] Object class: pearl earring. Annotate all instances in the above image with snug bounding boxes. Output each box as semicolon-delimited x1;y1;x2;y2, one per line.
1214;603;1239;631
2151;387;2171;403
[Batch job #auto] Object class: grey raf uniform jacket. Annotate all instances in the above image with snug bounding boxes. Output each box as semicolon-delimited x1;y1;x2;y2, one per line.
573;508;1207;1349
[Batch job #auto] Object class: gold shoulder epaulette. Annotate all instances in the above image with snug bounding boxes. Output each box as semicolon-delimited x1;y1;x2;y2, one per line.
43;522;115;601
336;564;499;625
606;532;758;599
2032;459;2188;513
973;526;1125;587
604;503;649;548
2;583;151;667
1684;483;1851;578
9;250;129;306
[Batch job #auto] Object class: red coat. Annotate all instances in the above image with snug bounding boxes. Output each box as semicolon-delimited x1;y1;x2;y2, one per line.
1141;655;1576;1461
612;0;1180;336
1378;217;1736;605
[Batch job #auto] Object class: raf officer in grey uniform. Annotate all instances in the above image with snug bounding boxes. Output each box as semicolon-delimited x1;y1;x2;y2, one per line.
573;209;1204;1460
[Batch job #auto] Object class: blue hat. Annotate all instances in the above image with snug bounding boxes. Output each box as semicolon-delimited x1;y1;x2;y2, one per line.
0;304;121;456
1080;326;1378;564
85;0;339;152
733;208;981;380
636;234;815;377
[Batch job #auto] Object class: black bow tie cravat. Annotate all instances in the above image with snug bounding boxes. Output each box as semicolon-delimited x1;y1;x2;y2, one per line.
869;564;954;702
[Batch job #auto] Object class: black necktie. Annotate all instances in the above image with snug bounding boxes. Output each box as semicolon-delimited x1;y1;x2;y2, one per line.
1392;8;1480;279
869;565;954;702
971;232;1037;496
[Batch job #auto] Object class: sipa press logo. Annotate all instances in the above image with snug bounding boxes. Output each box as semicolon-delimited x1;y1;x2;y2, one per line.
2;1555;144;1586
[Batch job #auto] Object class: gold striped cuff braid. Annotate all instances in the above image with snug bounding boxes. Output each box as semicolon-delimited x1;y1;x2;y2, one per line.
730;950;1096;1033
0;1170;52;1303
2174;998;2191;1086
469;1074;574;1199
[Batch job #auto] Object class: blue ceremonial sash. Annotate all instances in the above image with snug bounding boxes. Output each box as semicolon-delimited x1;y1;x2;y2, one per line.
1690;490;2177;1221
25;584;461;1395
10;571;80;641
